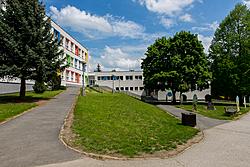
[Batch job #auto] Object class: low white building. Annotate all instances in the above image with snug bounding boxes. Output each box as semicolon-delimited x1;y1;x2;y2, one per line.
89;71;144;94
89;70;211;101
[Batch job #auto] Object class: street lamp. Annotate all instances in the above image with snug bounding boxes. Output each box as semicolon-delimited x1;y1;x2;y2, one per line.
82;63;86;96
112;74;115;94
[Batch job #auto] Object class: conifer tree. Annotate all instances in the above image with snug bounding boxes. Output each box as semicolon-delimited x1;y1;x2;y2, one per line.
0;0;64;97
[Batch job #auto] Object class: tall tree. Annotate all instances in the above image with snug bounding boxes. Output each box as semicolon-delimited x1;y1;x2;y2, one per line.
142;31;211;103
209;4;250;100
0;0;64;97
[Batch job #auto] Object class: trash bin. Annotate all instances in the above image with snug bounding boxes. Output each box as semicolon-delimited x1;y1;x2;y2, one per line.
182;113;196;127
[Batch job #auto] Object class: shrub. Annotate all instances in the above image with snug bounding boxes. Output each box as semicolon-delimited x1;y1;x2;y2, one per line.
33;81;47;93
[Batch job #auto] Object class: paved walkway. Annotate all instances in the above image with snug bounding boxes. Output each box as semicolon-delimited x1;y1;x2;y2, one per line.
36;112;250;167
157;105;228;130
0;87;81;167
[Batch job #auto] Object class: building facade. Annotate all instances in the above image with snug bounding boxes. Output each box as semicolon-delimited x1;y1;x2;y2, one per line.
89;71;144;93
51;21;88;87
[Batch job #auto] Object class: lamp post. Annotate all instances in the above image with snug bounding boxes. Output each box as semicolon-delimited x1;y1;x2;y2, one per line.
112;74;115;94
82;63;86;96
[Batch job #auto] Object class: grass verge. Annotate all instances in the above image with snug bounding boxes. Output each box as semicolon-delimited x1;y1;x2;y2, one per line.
176;104;250;120
0;90;63;122
72;89;199;157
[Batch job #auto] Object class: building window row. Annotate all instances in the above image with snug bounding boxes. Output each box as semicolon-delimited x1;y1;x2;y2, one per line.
97;75;142;81
66;70;81;83
53;28;86;60
116;87;144;91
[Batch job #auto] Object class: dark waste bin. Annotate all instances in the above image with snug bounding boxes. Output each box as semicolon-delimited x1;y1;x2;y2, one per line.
182;113;196;127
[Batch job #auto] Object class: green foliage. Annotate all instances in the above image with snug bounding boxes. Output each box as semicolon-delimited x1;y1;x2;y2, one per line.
48;74;62;91
0;0;65;97
142;31;211;102
73;90;198;157
33;81;47;93
209;4;250;99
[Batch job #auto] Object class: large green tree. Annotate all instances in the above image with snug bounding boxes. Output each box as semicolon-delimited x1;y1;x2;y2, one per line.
0;0;64;97
209;4;250;100
142;31;211;103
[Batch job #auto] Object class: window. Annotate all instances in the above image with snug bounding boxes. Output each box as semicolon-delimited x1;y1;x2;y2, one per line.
119;76;123;80
116;87;119;91
66;54;71;65
125;87;129;91
135;75;142;80
98;77;101;80
66;39;69;50
60;35;64;46
66;71;69;81
130;87;133;91
71;72;74;81
126;76;133;80
140;87;144;90
75;59;78;69
71;42;74;52
135;87;138;91
75;45;79;56
120;87;124;91
71;57;74;67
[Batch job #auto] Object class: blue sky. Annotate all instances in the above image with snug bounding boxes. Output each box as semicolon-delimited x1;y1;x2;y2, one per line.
44;0;250;71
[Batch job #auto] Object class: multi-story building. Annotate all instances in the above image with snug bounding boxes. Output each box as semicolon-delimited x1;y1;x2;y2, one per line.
51;21;88;86
89;71;144;94
0;16;88;92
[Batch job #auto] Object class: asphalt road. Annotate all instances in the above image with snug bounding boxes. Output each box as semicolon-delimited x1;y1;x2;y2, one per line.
0;87;81;167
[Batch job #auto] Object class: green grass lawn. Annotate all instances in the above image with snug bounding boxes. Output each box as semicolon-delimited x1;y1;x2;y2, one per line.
72;90;199;157
0;90;63;122
176;104;250;120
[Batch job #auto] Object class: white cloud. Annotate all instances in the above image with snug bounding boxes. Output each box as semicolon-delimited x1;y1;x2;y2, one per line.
179;13;193;22
198;34;213;53
192;21;219;32
49;5;145;39
136;0;196;16
90;46;143;71
243;0;250;8
160;17;175;28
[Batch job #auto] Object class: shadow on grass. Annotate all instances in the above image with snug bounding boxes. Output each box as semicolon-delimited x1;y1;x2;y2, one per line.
0;95;52;104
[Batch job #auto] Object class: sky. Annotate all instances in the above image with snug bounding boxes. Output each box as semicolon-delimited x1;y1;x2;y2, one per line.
44;0;250;72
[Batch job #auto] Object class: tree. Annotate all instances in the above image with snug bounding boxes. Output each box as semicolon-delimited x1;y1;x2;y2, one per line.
0;0;64;97
209;4;250;100
142;31;211;103
96;64;102;72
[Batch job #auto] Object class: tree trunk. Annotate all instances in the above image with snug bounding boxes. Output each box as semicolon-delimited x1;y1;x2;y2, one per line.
20;78;26;98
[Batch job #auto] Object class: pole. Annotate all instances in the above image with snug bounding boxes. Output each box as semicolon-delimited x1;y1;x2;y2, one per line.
82;63;86;96
112;75;115;94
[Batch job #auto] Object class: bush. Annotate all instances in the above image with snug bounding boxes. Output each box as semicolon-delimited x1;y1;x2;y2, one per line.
33;81;47;93
48;73;61;90
60;86;67;90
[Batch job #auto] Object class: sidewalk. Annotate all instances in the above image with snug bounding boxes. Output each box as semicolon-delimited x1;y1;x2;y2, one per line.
36;112;250;167
157;105;228;130
0;87;81;167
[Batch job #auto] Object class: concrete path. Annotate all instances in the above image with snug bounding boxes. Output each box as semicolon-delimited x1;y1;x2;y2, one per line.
36;112;250;167
157;105;228;130
0;87;81;167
